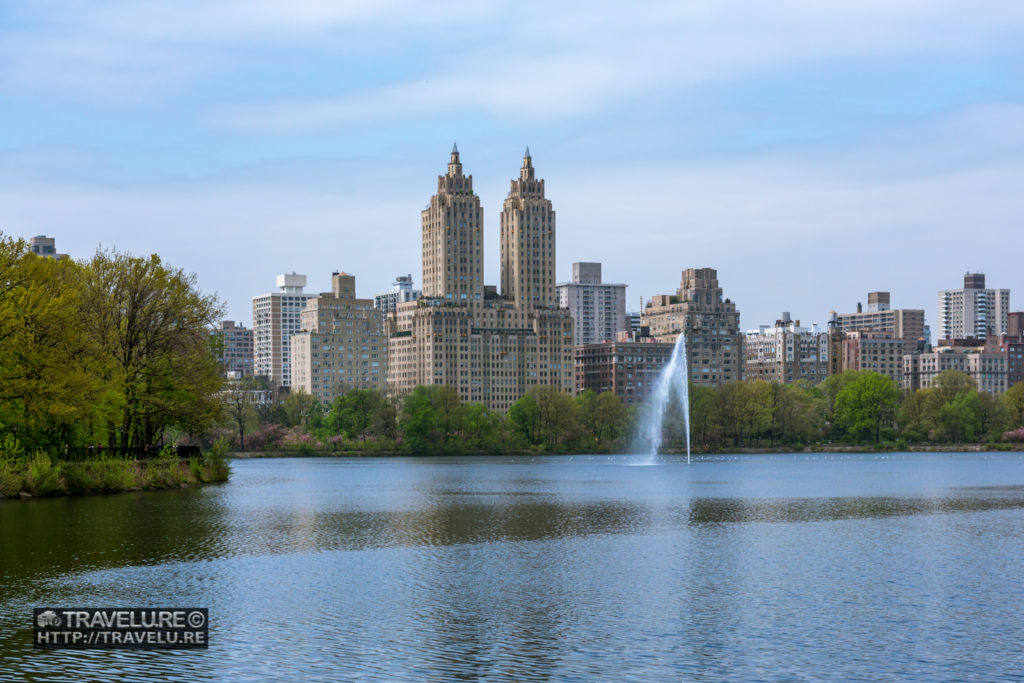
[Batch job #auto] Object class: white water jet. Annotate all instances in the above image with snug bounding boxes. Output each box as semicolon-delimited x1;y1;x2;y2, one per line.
644;331;691;464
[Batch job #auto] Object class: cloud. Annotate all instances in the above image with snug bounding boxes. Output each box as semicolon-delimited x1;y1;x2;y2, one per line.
5;1;1024;113
216;1;1024;130
2;104;1021;332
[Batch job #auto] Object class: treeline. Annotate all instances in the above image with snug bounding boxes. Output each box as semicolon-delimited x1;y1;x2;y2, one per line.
0;234;224;455
680;370;1024;448
211;370;1024;455
210;382;633;455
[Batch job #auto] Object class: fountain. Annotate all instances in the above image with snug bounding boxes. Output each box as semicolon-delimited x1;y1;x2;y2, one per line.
645;331;691;464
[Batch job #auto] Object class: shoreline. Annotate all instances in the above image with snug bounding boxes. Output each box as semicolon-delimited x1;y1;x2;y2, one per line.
228;444;1024;458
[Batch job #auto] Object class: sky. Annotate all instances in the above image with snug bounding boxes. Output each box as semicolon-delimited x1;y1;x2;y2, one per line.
2;1;1023;336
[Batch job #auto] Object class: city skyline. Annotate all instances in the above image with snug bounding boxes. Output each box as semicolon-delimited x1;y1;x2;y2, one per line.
1;3;1022;333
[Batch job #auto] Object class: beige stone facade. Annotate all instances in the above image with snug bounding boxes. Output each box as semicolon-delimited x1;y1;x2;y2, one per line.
290;272;386;403
501;148;557;309
903;344;1008;394
387;147;574;411
642;268;742;387
744;314;830;385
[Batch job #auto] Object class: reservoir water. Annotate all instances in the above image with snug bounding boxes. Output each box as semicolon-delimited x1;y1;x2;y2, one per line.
3;453;1024;681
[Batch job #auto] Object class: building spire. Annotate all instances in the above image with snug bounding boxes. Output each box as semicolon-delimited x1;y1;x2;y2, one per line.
520;146;534;180
448;143;462;177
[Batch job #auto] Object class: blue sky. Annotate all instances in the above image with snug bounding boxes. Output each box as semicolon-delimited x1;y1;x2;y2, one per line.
2;1;1023;334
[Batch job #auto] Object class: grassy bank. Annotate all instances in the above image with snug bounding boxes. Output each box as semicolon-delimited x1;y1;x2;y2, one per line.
0;446;230;499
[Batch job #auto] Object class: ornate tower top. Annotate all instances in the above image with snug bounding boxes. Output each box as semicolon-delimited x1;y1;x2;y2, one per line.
448;143;462;177
520;147;535;181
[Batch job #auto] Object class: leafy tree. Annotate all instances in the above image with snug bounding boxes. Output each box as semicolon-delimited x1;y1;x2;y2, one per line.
833;372;901;443
1003;382;1024;429
80;249;224;448
508;392;540;445
595;391;628;443
897;389;931;443
282;389;317;428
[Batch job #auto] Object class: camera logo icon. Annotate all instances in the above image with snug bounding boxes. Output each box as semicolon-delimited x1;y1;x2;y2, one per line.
36;611;61;628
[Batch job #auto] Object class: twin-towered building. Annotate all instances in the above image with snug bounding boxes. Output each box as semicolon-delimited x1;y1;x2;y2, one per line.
237;151;1022;405
386;146;574;411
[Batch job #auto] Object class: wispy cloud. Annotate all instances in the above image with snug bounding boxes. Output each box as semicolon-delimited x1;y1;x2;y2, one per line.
2;103;1021;328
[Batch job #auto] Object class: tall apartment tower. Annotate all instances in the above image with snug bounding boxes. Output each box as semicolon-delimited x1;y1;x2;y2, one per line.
501;148;556;308
422;144;484;303
290;272;387;403
642;268;742;387
938;272;1010;341
557;262;627;345
388;147;574;411
252;273;315;389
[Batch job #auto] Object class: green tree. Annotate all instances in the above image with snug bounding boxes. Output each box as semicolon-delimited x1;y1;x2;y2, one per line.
80;249;224;448
833;372;901;443
0;237;95;450
1003;382;1024;429
897;389;931;442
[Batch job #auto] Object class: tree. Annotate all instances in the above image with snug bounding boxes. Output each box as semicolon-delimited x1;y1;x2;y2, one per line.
508;392;540;445
327;389;387;441
282;389;317;428
80;249;224;448
832;372;901;443
897;389;931;442
1003;382;1024;429
0;237;96;450
221;376;261;449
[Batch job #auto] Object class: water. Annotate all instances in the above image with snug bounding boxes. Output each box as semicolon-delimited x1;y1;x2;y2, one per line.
4;453;1024;681
644;331;690;463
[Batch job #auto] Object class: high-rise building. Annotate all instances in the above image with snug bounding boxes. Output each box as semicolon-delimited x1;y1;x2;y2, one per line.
744;313;830;385
28;235;67;260
574;329;675;405
842;330;904;386
642;268;742;387
373;275;421;317
252;273;315;388
904;342;1008;394
290;272;386;403
501;147;557;309
210;320;254;378
387;146;574;411
835;292;926;351
938;273;1010;341
557;262;627;345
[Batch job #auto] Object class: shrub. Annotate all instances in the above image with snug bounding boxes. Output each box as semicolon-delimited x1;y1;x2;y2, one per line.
0;460;24;497
1003;427;1024;443
24;453;64;496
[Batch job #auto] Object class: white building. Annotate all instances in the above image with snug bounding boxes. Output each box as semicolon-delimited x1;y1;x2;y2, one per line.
938;272;1010;341
252;273;315;389
373;274;421;317
557;262;627;346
